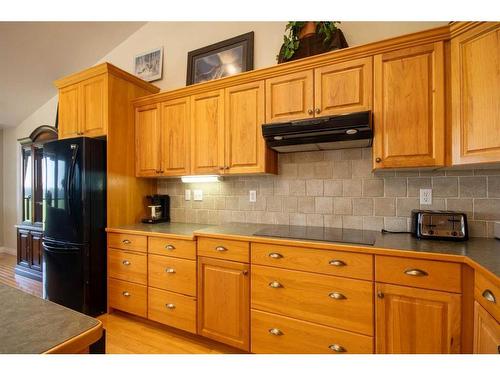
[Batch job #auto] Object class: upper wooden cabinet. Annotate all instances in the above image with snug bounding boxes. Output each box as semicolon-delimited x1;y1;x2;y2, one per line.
451;23;500;165
265;57;372;123
135;104;161;177
58;84;80;139
373;42;445;169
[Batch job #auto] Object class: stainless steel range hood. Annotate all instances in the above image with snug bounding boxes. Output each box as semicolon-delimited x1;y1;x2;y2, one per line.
262;111;373;153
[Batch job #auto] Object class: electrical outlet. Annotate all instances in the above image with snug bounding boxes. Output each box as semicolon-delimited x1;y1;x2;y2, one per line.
193;189;203;201
184;189;191;201
249;190;257;203
420;188;432;205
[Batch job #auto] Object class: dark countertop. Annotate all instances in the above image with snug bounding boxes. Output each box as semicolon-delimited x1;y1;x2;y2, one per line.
106;222;214;239
0;284;101;354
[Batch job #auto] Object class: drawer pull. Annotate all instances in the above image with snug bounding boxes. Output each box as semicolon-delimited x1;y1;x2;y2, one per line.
165;268;176;274
269;281;283;289
377;291;384;299
482;289;497;304
215;246;228;252
165;244;176;251
242;270;249;276
329;344;346;353
329;292;346;300
165;303;176;309
122;239;131;245
122;260;131;266
268;328;283;336
404;268;428;277
329;259;346;267
268;252;283;259
122;291;130;297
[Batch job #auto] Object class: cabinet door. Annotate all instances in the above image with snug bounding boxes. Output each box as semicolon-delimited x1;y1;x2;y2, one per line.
17;229;30;268
80;74;107;137
265;70;314;123
314;57;373;116
375;283;461;354
160;97;190;176
451;23;500;165
190;90;225;174
135;104;161;177
30;231;42;272
473;301;500;354
58;84;80;139
373;42;445;169
198;257;250;351
225;81;268;174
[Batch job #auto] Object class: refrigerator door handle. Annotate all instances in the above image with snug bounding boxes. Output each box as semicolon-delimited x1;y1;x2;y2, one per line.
42;241;79;252
67;143;79;217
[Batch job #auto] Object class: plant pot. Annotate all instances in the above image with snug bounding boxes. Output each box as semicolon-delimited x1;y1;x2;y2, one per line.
298;22;316;39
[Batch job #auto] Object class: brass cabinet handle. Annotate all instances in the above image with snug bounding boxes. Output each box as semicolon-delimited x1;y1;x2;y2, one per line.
404;268;428;277
329;292;346;300
122;291;130;297
122;239;131;244
215;246;228;252
329;344;346;353
122;260;131;266
329;259;346;267
242;270;249;276
482;289;497;304
165;303;175;309
165;244;175;250
315;108;321;114
269;281;283;288
268;328;283;336
165;268;176;274
307;109;313;115
377;291;384;299
375;157;382;163
268;252;283;259
224;166;230;170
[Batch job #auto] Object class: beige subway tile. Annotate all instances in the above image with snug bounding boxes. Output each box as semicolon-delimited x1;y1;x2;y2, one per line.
306;179;324;196
363;216;384;231
407;177;431;197
468;220;487;237
324;215;342;228
374;198;396;216
334;197;352;215
219;211;232;224
362;147;372;160
446;198;473;216
289;180;306;196
341;148;363;160
274;179;290;196
238;196;253;211
488;176;500;198
343;179;362;197
306;214;324;227
290;213;306;226
324;150;342;160
384;217;408;232
374;170;396;177
342;216;363;229
313;161;333;179
419;169;445;176
474;169;500;175
298;162;316;178
421;198;446;211
331;160;352;179
396;197;420;217
474;199;500;220
486;221;496;238
283;196;298;213
396;170;420;177
278;153;295;163
266;196;282;212
214;196;226;210
185;209;197;223
385;178;407;197
459;176;487;197
225;196;239;210
298;197;315;213
351;159;373;178
315;197;333;214
324;180;343;196
245;211;261;224
196;210;209;224
445;169;473;176
170;208;186;223
352;198;374;216
274;212;290;225
259;178;274;196
432;177;458;197
279;163;298;178
260;212;276;224
231;211;246;223
201;196;215;210
362;179;384;197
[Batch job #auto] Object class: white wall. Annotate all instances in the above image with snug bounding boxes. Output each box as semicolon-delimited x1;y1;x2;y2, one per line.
1;21;447;249
0;129;4;248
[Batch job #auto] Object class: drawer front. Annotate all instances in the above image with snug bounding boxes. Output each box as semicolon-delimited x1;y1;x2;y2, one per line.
108;233;147;253
198;237;249;263
148;254;196;296
148;287;197;334
108;278;147;317
375;255;461;293
148;237;196;260
475;272;500;322
251;309;373;354
251;243;373;280
251;265;373;335
108;248;147;285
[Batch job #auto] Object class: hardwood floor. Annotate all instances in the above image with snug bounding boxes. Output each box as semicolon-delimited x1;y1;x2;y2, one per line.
0;253;242;354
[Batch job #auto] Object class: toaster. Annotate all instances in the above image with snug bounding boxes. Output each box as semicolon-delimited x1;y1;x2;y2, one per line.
411;210;468;241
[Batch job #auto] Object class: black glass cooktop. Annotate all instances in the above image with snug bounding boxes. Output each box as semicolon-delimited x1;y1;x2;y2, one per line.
253;225;378;246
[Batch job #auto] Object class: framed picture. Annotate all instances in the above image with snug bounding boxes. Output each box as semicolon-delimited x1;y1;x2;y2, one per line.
186;32;254;85
134;47;163;82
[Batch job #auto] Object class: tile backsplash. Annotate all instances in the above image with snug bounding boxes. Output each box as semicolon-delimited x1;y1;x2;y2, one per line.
157;148;500;237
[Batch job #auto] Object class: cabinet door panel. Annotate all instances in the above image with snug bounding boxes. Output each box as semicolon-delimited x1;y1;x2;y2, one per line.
58;84;80;139
373;42;445;169
265;70;314;123
191;90;224;174
30;231;42;272
452;23;500;164
375;283;461;354
315;57;372;116
473;301;500;354
17;229;30;267
135;104;161;177
80;74;107;137
160;97;190;176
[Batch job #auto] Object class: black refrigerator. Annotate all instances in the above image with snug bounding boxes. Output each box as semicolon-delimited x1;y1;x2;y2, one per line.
42;137;106;317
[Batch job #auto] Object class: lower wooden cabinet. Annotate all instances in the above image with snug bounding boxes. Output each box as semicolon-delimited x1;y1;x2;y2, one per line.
148;287;197;334
197;257;250;351
375;283;461;354
473;301;500;354
15;226;43;281
108;278;147;318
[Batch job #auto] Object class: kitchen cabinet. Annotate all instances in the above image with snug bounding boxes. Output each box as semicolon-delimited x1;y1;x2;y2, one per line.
451;23;500;165
373;42;445;169
197;256;250;351
265;57;372;123
375;283;461;354
15;227;43;281
58;84;80;138
473;301;500;354
135;104;161;177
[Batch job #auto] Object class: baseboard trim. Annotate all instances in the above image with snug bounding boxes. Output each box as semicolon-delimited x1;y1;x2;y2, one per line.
0;246;16;255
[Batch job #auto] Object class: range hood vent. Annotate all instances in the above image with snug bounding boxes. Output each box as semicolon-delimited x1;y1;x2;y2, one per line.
262;111;373;153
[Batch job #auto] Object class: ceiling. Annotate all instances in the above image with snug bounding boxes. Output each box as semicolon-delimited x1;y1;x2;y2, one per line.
0;22;146;128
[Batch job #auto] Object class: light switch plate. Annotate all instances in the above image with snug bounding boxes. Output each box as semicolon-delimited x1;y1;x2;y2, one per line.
420;188;432;205
193;189;203;201
249;190;257;203
184;189;191;201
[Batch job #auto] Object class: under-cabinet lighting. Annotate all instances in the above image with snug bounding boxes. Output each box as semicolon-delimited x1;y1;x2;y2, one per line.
181;175;221;183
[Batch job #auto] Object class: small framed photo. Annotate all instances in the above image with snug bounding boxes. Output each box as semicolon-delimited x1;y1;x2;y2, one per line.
187;32;254;85
134;47;163;82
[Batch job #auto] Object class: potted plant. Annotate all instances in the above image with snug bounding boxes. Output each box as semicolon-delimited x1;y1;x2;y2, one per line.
277;21;348;63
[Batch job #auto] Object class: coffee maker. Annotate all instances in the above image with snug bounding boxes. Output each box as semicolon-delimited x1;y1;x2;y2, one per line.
142;194;170;224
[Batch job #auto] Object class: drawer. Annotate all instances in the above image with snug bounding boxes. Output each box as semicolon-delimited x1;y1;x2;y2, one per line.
108;278;147;317
475;272;500;323
251;243;373;280
108;248;147;285
108;232;147;253
251;309;373;354
148;287;197;334
148;237;196;260
251;265;373;335
375;255;461;293
198;237;249;263
148;254;197;296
